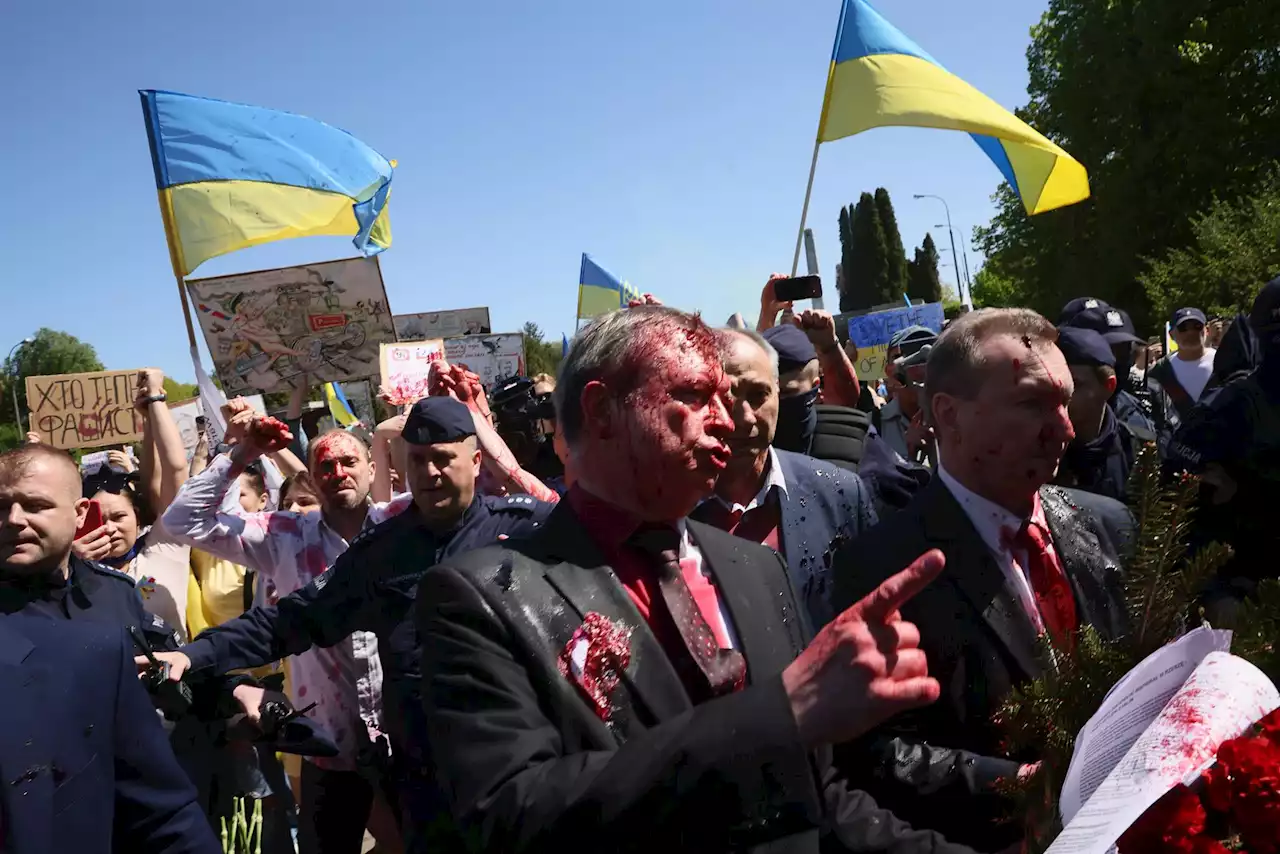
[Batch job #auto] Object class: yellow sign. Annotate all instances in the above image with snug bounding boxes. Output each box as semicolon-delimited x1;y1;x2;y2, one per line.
853;344;890;382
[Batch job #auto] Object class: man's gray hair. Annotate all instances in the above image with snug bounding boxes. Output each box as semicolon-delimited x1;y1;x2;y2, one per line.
923;307;1057;424
717;327;779;379
554;306;715;446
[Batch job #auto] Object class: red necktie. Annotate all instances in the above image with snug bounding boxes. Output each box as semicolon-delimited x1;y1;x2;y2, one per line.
628;526;746;697
1015;520;1078;651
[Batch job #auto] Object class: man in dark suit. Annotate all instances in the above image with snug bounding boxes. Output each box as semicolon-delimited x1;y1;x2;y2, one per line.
695;326;878;632
418;305;981;853
832;308;1131;850
0;612;219;854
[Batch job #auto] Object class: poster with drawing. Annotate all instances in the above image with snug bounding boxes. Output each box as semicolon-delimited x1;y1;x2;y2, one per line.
187;258;396;395
394;307;491;341
379;339;446;406
444;333;525;389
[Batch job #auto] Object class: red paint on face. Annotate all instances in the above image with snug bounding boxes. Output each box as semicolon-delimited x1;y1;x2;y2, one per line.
951;334;1075;509
309;433;367;503
593;313;733;521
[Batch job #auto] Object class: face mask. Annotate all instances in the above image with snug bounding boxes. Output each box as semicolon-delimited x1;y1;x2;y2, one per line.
773;388;819;455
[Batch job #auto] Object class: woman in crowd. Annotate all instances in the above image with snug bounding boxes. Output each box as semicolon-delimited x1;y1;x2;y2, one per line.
72;370;193;640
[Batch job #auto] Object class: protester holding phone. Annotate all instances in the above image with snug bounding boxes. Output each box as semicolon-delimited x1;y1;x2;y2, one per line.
72;369;194;641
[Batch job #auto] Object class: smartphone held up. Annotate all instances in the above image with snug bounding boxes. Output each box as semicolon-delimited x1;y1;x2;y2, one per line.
772;275;823;304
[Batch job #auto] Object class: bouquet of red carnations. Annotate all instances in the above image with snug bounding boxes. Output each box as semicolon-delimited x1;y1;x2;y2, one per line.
1118;707;1280;854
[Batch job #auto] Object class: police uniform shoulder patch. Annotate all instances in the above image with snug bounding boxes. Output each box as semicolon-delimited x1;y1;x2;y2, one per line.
493;495;538;513
86;560;137;587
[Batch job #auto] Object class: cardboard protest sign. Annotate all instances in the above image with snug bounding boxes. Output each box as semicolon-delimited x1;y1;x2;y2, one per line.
846;303;945;381
188;257;396;396
444;333;525;389
379;339;446;406
393;307;491;340
26;369;150;450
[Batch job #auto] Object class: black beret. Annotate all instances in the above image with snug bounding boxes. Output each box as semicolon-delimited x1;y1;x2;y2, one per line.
401;397;477;446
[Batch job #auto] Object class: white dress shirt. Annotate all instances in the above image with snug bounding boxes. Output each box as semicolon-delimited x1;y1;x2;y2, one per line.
706;446;788;517
936;465;1046;634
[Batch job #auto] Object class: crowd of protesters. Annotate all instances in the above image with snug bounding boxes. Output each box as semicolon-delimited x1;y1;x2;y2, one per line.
2;273;1279;854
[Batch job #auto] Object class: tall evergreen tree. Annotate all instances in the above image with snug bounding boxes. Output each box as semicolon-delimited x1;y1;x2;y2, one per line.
906;234;944;303
874;188;909;302
837;204;857;312
848;193;889;311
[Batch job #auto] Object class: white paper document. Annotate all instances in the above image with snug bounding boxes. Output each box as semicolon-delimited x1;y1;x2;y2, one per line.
1047;638;1279;854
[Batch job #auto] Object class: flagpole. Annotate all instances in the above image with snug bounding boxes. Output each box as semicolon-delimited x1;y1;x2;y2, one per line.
172;273;199;349
789;139;822;277
153;190;200;350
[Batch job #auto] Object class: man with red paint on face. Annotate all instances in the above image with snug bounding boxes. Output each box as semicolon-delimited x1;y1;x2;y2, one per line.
831;308;1133;851
417;305;982;853
159;420;410;854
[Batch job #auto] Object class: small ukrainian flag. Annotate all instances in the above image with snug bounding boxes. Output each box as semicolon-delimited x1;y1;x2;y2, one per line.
577;254;641;320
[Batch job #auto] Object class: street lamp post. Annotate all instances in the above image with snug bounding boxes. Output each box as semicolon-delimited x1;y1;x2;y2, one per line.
914;194;968;306
935;223;972;297
7;338;32;432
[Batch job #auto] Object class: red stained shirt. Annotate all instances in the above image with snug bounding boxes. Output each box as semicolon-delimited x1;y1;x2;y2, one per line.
566;487;736;695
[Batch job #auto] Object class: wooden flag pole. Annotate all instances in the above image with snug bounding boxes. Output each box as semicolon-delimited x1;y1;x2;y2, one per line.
789;139;822;277
152;189;201;350
173;272;199;349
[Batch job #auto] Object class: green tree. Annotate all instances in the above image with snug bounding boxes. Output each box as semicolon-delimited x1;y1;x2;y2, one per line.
875;188;909;301
906;234;944;304
974;0;1280;329
1140;174;1280;320
971;265;1024;309
1;328;104;433
847;192;890;311
522;322;564;378
838;204;857;312
163;378;199;402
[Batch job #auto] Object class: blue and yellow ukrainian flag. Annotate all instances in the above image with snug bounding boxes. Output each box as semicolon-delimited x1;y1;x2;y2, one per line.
324;382;361;428
577;254;642;320
816;0;1089;215
140;90;394;277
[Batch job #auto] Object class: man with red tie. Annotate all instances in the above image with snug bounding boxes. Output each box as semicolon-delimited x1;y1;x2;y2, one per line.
417;306;982;852
832;308;1132;851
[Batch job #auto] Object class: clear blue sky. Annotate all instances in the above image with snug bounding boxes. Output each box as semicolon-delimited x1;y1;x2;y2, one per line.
0;0;1046;383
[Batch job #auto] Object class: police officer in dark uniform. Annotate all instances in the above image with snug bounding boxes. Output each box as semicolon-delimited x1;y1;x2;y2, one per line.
152;396;552;852
1062;299;1157;442
1168;277;1280;616
0;443;228;852
0;445;244;706
1055;326;1136;501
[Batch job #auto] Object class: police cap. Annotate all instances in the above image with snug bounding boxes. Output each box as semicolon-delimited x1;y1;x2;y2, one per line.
1059;297;1109;324
401;397;477;446
762;325;817;371
1066;306;1143;346
1056;326;1116;368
